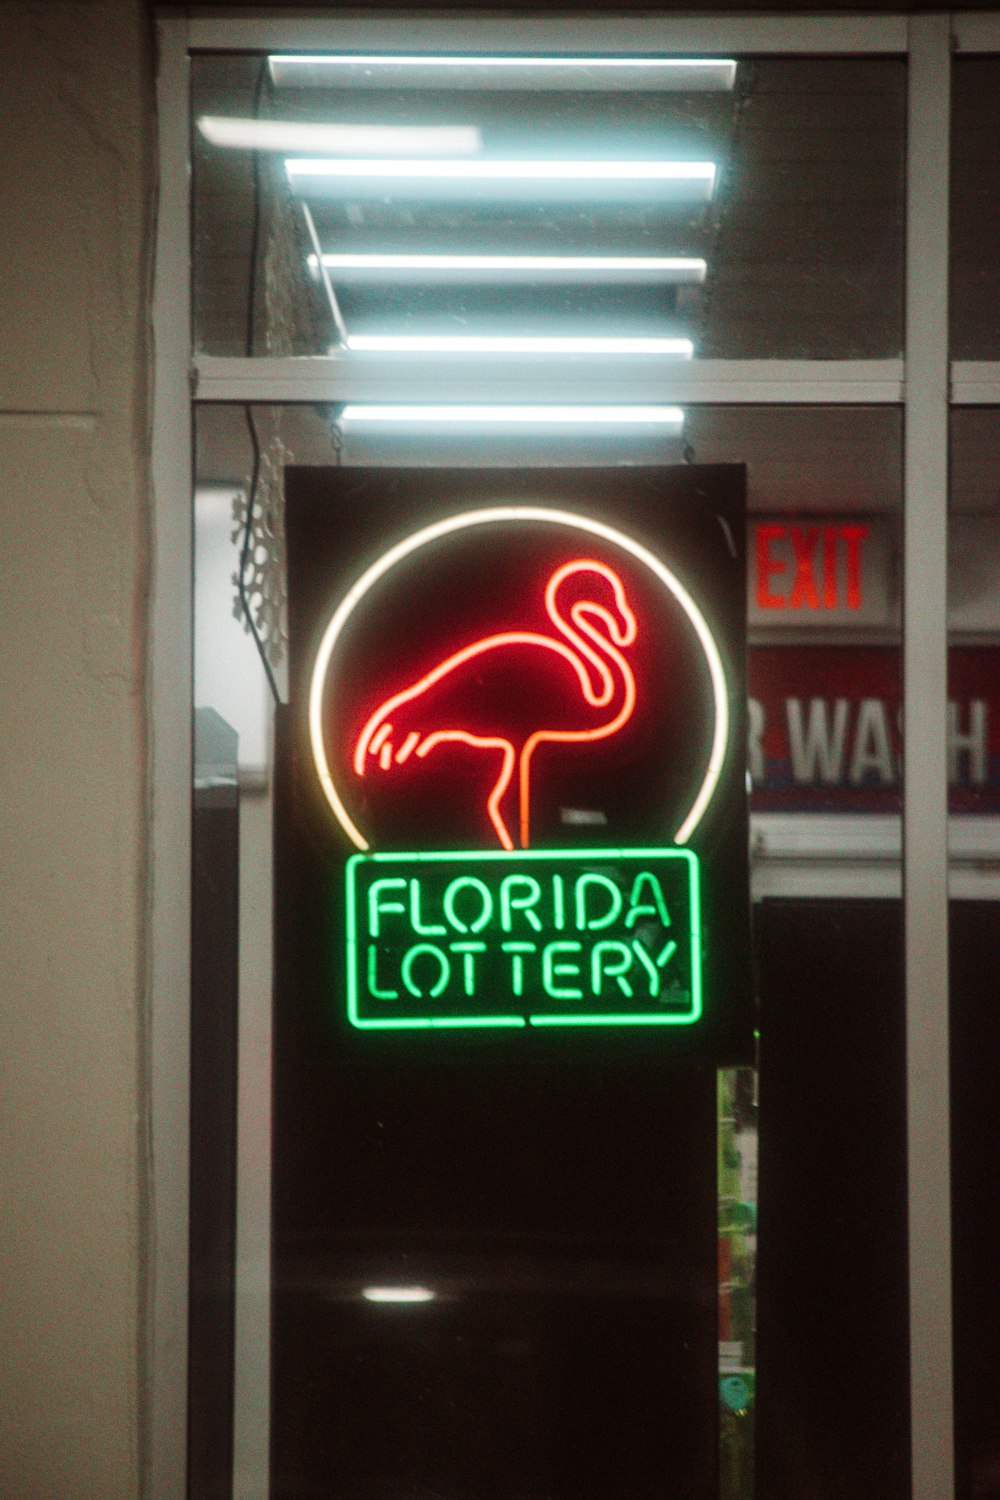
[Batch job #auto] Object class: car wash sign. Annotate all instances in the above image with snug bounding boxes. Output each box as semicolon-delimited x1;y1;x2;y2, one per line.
286;468;749;1056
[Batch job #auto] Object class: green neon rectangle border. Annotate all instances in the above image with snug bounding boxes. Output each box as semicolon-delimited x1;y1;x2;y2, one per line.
345;847;701;1031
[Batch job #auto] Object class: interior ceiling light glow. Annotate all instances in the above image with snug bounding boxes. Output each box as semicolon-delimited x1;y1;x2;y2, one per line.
285;158;716;203
198;116;481;155
269;54;737;93
362;1286;436;1303
340;404;686;428
345;334;694;357
308;252;707;285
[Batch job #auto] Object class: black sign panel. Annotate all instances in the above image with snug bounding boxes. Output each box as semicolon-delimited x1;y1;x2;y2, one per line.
272;466;748;1500
284;466;750;1061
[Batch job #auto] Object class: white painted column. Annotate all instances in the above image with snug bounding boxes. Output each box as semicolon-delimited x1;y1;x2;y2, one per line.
904;18;954;1500
150;19;192;1500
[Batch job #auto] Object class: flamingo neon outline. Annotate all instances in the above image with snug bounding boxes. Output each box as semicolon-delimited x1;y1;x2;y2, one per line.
352;559;637;850
309;506;729;851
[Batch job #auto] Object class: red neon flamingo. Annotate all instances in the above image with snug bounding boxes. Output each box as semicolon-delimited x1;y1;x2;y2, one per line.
353;559;637;850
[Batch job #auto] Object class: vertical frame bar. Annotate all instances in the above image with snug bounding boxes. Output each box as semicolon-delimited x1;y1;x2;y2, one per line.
232;794;274;1500
905;17;954;1500
149;18;192;1500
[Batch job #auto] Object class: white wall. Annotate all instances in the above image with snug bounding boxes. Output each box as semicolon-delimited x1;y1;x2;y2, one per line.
0;3;151;1494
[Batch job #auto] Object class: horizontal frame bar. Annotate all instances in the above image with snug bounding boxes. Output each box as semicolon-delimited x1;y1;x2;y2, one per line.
185;12;908;54
953;13;1000;51
194;356;904;406
750;815;1000;901
952;362;1000;404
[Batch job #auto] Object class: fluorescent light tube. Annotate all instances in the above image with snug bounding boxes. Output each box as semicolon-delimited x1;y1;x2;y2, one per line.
362;1286;435;1303
269;54;737;93
307;252;707;285
285;157;716;204
340;405;686;429
345;334;694;356
198;116;481;155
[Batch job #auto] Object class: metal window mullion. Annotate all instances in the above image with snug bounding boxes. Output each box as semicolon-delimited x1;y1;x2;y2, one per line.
904;19;954;1500
192;354;905;407
150;18;192;1500
951;361;1000;403
187;14;907;54
953;13;1000;52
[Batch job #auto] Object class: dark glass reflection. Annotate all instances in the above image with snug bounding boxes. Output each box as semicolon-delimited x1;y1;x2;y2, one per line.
271;1067;718;1499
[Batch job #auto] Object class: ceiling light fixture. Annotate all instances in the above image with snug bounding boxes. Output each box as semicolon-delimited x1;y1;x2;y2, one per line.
269;54;737;93
307;252;707;285
344;334;694;356
361;1286;436;1303
340;404;686;428
285;157;716;203
198;116;482;155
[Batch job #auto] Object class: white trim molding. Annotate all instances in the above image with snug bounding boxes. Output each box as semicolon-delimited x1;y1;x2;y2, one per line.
149;17;192;1500
188;14;909;55
904;18;955;1500
194;355;905;407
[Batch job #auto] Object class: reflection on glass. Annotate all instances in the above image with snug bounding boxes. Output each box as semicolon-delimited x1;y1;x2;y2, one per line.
948;409;1000;1500
951;59;1000;358
362;1285;436;1303
718;1069;757;1500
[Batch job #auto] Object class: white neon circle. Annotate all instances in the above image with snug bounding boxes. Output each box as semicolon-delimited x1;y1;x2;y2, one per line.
308;507;730;851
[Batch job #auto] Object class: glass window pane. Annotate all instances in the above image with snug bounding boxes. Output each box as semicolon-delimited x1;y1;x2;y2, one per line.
951;59;1000;359
691;407;902;829
755;900;909;1500
193;400;906;1500
948;409;1000;820
949;408;1000;1500
191;54;904;361
700;59;904;358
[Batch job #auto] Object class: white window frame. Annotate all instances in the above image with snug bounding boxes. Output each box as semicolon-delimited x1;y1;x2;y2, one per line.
151;14;991;1498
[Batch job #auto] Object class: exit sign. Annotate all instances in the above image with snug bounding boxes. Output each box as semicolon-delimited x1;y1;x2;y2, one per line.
346;848;701;1029
748;517;893;629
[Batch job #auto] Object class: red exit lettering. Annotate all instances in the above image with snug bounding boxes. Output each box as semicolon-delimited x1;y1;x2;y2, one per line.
756;523;869;612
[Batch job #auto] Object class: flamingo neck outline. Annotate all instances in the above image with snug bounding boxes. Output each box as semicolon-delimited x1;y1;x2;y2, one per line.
353;559;637;850
308;505;730;852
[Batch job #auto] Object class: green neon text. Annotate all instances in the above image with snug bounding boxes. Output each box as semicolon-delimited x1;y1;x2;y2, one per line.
345;849;701;1031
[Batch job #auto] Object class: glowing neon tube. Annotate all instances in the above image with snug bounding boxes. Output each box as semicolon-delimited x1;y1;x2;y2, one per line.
285;158;717;203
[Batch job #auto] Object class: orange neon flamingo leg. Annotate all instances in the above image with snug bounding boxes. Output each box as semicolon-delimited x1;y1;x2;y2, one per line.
416;731;517;850
518;653;636;848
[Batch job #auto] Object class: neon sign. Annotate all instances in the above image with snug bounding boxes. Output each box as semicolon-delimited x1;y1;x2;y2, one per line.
346;848;700;1029
354;560;637;850
309;507;730;852
284;471;749;1054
